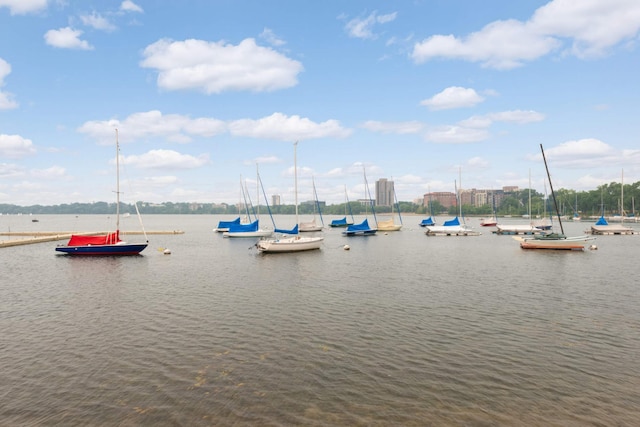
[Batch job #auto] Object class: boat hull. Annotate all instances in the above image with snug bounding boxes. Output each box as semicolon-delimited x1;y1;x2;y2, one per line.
223;230;273;238
519;235;595;250
425;225;480;236
256;236;324;253
55;243;148;256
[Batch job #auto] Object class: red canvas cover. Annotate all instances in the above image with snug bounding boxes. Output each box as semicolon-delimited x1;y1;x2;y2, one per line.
67;231;120;246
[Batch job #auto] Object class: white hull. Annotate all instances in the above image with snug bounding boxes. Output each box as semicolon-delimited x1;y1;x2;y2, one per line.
299;219;323;232
223;230;273;238
425;225;480;236
257;236;324;252
519;235;595;250
495;224;540;235
590;224;636;235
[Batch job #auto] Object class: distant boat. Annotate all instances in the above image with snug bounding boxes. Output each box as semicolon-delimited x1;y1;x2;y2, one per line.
299;177;324;232
425;170;479;236
495;171;538;235
256;142;323;253
419;188;436;227
518;144;595;250
224;168;272;238
329;186;355;228
55;129;148;256
377;180;402;232
589;170;636;235
479;192;498;226
343;168;377;236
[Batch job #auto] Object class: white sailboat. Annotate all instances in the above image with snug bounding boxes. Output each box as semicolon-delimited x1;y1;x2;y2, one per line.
256;142;324;253
495;170;540;235
425;168;479;236
299;177;324;232
518;144;595;250
223;167;273;238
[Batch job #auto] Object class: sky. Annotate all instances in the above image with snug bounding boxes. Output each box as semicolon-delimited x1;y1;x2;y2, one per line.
1;0;640;207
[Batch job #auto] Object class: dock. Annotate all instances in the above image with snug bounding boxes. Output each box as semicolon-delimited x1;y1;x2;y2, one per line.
0;230;184;248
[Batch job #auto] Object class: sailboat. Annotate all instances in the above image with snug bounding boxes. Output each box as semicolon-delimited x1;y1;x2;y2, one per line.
55;129;148;256
425;170;479;236
329;186;355;228
518;144;595;250
299;177;324;232
479;191;498;226
223;168;273;238
343;167;378;236
495;171;540;235
571;193;581;221
256;142;324;253
377;180;402;231
590;169;635;235
419;188;436;227
214;176;248;232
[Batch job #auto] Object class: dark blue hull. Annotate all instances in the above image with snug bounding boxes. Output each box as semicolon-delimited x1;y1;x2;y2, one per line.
55;243;148;256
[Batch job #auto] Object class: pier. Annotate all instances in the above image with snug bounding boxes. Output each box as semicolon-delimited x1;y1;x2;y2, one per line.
0;230;184;248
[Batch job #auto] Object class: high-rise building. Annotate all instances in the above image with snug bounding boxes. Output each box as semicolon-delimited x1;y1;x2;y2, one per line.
271;195;281;206
375;178;394;207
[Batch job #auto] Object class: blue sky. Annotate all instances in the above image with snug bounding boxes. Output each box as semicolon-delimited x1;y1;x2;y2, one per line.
1;0;639;207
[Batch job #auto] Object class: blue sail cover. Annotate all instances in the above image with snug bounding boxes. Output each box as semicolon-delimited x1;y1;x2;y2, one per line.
345;219;371;232
275;224;299;235
216;217;241;229
443;216;461;226
419;217;435;227
228;220;259;233
594;216;608;226
330;217;348;226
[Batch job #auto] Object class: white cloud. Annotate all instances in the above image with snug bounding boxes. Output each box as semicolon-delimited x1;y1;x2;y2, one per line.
228;112;352;141
260;28;285;46
420;86;484;110
0;0;47;15
425;125;489;144
31;166;67;179
80;12;116;31
0;58;18;110
459;110;545;128
345;11;398;39
361;120;423;134
0;134;37;158
120;0;143;13
140;38;303;93
121;149;209;170
44;27;93;50
77;110;227;145
411;0;640;69
0;162;26;178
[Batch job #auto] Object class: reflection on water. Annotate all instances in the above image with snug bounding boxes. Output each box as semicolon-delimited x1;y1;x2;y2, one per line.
1;215;639;426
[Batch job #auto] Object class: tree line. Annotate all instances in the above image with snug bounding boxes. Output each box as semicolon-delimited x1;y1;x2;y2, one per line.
1;181;637;217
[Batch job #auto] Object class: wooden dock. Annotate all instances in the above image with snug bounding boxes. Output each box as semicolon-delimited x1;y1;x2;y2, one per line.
0;230;184;248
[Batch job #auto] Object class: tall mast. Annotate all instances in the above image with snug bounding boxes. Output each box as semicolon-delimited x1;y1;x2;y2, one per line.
115;128;120;232
294;141;299;225
540;144;564;235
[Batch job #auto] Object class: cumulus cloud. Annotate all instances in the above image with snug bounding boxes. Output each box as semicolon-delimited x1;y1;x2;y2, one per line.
531;138;630;169
0;0;47;15
345;11;398;39
44;27;93;50
228;112;352;141
31;166;67;179
0;58;18;110
120;149;209;170
120;0;143;13
80;12;116;31
459;110;545;128
77;110;227;145
361;120;423;134
0;134;37;158
411;0;640;69
425;125;489;144
260;28;285;46
140;38;303;93
420;87;484;110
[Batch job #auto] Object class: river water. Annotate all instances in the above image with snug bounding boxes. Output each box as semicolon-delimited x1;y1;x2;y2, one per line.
1;214;639;426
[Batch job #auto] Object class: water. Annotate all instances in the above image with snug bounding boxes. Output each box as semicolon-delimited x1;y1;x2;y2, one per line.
1;215;639;426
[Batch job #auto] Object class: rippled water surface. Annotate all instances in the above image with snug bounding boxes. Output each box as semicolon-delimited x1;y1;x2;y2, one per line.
2;214;640;426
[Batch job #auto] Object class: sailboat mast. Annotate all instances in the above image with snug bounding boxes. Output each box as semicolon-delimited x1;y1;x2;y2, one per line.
540;144;564;235
115;128;120;232
294;141;299;225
